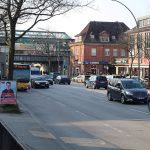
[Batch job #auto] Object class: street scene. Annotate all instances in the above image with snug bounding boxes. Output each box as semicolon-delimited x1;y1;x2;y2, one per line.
1;82;150;150
0;0;150;150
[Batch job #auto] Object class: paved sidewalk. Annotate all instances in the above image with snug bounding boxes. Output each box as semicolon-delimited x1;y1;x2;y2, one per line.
0;101;65;150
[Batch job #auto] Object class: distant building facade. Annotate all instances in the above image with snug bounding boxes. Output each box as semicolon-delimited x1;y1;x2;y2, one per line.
128;15;150;78
0;30;72;75
70;21;129;76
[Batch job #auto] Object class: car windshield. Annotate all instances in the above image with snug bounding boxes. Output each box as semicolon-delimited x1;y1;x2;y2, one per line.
34;77;46;81
42;75;52;79
122;80;143;89
61;75;68;78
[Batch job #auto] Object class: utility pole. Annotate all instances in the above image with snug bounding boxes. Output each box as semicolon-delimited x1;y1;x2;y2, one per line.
46;42;51;74
112;0;140;81
56;41;60;73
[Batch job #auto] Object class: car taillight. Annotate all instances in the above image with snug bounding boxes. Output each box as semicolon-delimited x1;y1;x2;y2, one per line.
96;80;99;84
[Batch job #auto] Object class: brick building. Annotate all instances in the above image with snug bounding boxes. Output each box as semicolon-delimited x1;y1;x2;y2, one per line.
69;21;129;77
128;15;150;78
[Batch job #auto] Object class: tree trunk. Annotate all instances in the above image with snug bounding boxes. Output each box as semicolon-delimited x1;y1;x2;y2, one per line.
7;27;16;80
148;60;150;88
129;58;134;78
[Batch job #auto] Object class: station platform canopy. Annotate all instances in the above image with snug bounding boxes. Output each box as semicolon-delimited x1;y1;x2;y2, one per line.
0;30;73;44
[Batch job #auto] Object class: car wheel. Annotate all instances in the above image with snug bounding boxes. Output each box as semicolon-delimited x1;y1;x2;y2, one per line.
108;92;113;101
148;100;150;112
33;84;36;89
92;84;96;89
121;95;126;104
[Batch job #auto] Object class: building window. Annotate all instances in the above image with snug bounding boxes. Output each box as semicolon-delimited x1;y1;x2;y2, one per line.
139;17;150;28
75;36;82;42
104;49;110;56
100;36;109;42
113;49;118;56
145;32;150;49
91;48;96;56
112;35;116;40
90;32;95;39
99;31;110;42
129;49;135;57
121;49;126;57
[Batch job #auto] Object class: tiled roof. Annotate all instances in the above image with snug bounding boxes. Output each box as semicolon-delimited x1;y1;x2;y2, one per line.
76;21;130;42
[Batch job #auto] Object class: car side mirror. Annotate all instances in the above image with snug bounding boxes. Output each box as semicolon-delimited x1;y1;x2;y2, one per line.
116;84;122;90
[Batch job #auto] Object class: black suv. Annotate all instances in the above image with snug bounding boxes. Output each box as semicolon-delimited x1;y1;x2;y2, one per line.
85;75;108;89
107;78;148;104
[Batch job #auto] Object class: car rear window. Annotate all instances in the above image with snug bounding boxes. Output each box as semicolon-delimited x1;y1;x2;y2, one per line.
97;76;107;81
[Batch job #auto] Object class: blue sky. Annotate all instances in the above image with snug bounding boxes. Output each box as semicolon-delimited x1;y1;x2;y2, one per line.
19;0;150;38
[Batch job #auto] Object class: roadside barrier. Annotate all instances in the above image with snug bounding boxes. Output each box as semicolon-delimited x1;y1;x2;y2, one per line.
0;121;27;150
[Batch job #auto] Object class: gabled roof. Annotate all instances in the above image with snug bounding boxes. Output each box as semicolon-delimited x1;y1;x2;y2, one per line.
76;21;130;42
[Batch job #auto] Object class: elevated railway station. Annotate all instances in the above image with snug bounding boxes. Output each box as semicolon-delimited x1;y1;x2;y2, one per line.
0;30;73;75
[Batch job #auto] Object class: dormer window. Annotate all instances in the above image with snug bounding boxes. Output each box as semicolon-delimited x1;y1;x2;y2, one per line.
99;31;109;42
90;32;95;39
100;36;109;42
112;35;116;40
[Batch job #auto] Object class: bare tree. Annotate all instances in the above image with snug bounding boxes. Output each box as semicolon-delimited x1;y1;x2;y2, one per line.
119;32;140;77
0;0;92;79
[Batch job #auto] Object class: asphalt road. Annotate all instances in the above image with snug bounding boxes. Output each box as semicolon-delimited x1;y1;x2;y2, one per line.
18;82;150;150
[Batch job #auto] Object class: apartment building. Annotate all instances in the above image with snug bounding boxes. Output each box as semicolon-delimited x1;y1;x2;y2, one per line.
70;21;129;76
128;15;150;78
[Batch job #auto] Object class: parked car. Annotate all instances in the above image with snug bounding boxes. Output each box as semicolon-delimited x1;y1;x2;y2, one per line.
126;76;148;88
106;74;125;81
54;75;71;85
72;75;91;83
41;75;53;85
31;77;49;89
147;95;150;112
85;75;108;89
107;78;148;104
72;76;78;82
50;72;60;81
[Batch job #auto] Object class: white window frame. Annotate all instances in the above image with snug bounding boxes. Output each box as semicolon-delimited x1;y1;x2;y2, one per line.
121;49;126;57
104;49;110;56
112;35;116;40
113;49;118;56
100;36;109;42
90;34;95;39
91;48;96;56
129;49;135;57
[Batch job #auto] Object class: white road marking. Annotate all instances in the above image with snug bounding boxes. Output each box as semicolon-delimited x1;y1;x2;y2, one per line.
30;130;56;139
129;108;149;115
103;123;132;137
75;110;88;117
60;137;106;147
55;101;66;107
104;123;123;133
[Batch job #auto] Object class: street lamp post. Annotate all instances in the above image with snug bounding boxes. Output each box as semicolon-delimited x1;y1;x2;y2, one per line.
56;41;60;73
46;42;51;74
112;0;141;80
